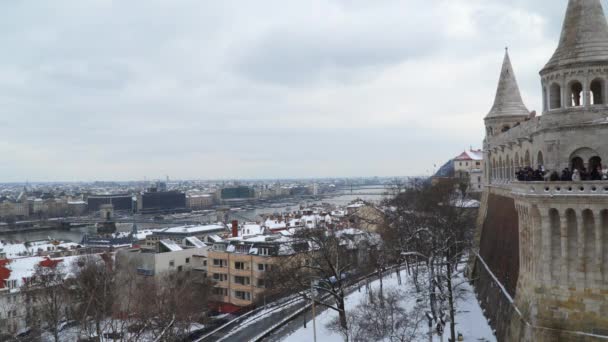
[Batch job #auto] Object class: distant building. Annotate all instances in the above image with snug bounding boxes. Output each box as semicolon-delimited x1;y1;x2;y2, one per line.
186;194;214;210
116;241;208;279
87;194;133;212
136;190;186;213
220;186;255;201
453;149;484;192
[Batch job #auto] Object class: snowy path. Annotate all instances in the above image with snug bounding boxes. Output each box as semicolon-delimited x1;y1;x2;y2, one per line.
265;270;495;342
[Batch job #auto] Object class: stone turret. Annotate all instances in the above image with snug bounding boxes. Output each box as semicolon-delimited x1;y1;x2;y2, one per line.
484;49;530;138
541;0;608;112
542;0;608;73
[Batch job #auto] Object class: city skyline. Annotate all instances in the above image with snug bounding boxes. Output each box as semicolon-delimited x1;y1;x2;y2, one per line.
1;0;575;181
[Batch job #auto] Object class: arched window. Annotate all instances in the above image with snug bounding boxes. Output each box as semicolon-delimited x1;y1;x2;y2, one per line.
499;157;503;180
524;150;531;167
568;81;583;107
591;79;604;105
571;157;584;171
589;156;602;173
550;83;562;109
543;87;548;112
537;151;544;167
514;152;520;169
501;125;510;133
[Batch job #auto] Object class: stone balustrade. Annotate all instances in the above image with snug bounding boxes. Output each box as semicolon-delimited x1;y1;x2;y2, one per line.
510;181;608;197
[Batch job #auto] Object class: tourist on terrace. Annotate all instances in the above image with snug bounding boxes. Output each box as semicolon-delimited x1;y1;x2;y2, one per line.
572;169;581;182
591;166;603;181
549;171;560;182
561;168;572;181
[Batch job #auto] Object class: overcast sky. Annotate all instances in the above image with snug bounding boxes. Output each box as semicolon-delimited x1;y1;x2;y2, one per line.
0;0;589;182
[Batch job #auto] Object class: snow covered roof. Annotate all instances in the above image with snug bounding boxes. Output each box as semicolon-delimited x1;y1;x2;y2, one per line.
208;234;223;243
454;149;483;161
264;219;286;230
2;255;87;292
160;224;225;235
160;239;183;252
242;223;264;236
185;236;206;248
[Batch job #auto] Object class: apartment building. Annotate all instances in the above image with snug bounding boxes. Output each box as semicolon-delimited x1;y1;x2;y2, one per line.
207;234;308;313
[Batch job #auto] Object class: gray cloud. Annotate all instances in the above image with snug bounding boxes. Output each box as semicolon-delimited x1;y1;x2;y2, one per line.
0;0;595;181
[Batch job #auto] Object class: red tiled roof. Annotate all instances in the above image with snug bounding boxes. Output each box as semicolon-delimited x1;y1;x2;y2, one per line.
39;257;63;268
0;260;11;289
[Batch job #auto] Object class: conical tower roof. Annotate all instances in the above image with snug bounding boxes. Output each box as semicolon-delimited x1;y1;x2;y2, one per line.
543;0;608;72
485;50;530;119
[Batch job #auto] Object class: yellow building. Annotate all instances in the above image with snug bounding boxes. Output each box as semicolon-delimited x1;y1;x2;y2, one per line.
207;234;307;312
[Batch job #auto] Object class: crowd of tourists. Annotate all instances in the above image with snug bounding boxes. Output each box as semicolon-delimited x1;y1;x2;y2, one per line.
516;165;608;182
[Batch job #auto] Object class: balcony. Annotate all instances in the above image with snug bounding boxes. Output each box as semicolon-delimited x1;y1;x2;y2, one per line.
511;181;608;197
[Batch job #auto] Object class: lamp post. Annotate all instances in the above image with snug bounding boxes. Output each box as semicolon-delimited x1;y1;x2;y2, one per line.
310;279;317;342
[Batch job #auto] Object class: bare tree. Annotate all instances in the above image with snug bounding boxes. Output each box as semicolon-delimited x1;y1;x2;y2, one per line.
382;178;476;342
23;260;70;342
328;288;425;342
268;228;353;335
70;253;118;340
130;270;213;341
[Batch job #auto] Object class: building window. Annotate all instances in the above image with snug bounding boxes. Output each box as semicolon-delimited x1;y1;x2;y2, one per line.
257;278;266;288
234;291;251;301
177;266;183;272
476;162;480;166
213;287;228;296
234;262;247;270
259;248;270;256
258;263;270;271
185;257;190;264
213;259;227;267
234;276;250;285
203;260;207;266
213;273;228;281
169;260;175;267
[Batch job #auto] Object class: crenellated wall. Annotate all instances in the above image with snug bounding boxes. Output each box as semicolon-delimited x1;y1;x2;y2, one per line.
474;184;608;341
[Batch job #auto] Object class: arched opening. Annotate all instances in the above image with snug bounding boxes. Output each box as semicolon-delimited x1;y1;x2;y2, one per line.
582;209;596;287
499;157;503;180
589;156;602;174
566;209;578;286
537;151;544;168
571;157;585;172
549;208;561;285
514;152;520;169
591;79;604;105
568;81;583;107
570;147;601;175
524;150;531;167
543;86;548;112
501;125;510;133
550;83;562;109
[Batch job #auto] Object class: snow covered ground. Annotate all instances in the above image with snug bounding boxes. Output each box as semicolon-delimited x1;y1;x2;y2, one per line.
279;269;495;342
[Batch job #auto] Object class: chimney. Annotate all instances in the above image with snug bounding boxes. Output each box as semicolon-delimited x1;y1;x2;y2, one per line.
231;220;238;237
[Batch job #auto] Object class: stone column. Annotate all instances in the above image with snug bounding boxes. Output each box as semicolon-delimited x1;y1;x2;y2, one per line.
541;210;552;285
594;209;603;286
560;213;569;286
576;213;585;289
561;80;567;108
583;77;590;106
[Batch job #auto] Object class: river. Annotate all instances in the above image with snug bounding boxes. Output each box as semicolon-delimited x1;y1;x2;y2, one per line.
0;187;388;244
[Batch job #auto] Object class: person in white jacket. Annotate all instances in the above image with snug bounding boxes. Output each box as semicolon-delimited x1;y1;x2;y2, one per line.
572;169;581;181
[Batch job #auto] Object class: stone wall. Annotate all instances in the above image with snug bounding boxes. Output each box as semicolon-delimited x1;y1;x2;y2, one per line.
478;192;520;297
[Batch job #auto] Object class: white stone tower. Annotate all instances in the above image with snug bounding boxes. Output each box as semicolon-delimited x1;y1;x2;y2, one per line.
484;49;531;139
